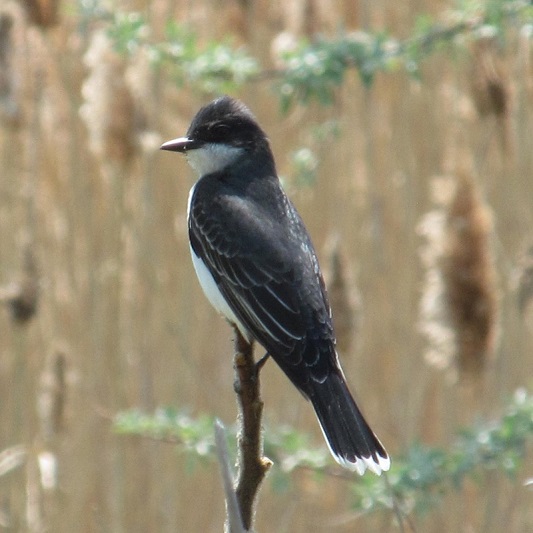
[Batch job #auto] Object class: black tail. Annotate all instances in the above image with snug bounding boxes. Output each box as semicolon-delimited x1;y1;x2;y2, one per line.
309;371;389;475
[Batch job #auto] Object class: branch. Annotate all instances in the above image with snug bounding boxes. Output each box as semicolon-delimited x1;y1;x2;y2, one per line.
214;420;246;533
113;388;533;521
102;1;532;110
232;329;272;531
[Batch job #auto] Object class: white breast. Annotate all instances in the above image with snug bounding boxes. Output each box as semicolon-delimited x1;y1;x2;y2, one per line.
188;183;250;341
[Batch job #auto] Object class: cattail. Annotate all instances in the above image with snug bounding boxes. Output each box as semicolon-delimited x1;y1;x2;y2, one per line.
417;177;456;371
80;30;137;169
418;173;498;379
470;42;508;117
323;234;360;355
441;171;498;377
0;247;38;324
469;37;512;153
124;49;158;154
22;0;59;28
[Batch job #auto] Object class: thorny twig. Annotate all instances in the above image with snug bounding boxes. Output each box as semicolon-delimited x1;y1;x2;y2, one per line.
232;329;272;531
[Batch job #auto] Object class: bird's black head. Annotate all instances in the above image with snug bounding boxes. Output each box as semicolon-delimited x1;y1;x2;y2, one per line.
161;96;274;176
161;96;269;152
189;96;268;148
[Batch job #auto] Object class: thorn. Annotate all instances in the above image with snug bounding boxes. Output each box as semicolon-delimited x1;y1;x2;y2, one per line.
255;352;270;373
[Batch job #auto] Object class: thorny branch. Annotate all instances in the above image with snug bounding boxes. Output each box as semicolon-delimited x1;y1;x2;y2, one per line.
230;329;272;532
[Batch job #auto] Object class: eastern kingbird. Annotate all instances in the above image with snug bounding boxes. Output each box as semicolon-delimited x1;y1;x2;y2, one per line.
161;96;389;475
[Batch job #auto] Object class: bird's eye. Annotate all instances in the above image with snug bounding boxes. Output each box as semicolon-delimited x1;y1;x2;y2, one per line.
209;123;230;136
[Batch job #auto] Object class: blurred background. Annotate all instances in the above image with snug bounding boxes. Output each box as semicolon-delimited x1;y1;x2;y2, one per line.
0;0;532;531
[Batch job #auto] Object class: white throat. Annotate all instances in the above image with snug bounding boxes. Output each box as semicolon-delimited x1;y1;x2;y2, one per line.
186;143;244;176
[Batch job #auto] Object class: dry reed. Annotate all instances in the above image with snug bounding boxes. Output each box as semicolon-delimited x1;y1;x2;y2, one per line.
515;244;533;316
37;350;67;442
0;11;20;127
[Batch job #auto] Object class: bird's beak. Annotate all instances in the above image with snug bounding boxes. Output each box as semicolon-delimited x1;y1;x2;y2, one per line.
160;137;203;153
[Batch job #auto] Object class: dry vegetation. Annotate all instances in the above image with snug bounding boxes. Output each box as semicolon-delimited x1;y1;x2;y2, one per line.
0;0;532;531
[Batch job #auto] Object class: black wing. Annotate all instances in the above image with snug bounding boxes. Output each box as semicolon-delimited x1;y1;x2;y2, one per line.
188;172;336;392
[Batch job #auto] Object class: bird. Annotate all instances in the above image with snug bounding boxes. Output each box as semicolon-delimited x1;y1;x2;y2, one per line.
161;96;390;475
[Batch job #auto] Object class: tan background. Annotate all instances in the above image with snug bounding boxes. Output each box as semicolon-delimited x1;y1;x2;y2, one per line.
1;0;532;531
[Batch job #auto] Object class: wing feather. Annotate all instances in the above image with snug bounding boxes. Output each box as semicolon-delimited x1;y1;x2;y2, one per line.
188;172;336;387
